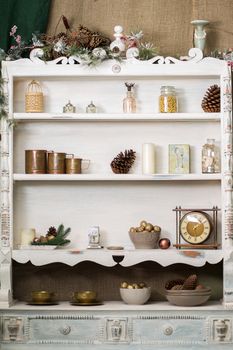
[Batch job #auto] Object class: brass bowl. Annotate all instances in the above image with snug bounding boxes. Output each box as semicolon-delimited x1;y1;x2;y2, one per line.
73;290;97;303
31;291;55;303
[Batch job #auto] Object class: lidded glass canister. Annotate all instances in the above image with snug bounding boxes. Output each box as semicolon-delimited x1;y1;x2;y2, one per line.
159;86;178;113
202;138;220;173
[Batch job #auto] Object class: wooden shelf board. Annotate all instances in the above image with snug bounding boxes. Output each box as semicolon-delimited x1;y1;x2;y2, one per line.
13;112;221;122
6;300;224;311
13;173;222;181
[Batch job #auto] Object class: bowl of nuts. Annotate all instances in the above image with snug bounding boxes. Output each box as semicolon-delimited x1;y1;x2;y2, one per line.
129;220;161;249
120;282;151;304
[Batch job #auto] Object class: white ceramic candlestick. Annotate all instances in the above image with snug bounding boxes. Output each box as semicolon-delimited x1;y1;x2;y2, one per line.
142;143;156;174
20;228;36;246
191;20;209;52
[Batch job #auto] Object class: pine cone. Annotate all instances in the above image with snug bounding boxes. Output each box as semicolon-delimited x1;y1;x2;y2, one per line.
47;226;57;237
201;85;220;112
89;33;111;49
171;285;183;290
111;149;136;174
182;274;198;290
165;279;185;290
77;25;92;46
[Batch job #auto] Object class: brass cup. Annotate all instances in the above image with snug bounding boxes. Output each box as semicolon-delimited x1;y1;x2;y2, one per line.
66;157;90;174
25;150;47;174
73;290;97;303
47;151;66;174
31;291;54;303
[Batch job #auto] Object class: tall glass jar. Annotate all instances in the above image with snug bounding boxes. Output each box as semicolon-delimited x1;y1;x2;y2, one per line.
159;86;178;113
202;138;220;173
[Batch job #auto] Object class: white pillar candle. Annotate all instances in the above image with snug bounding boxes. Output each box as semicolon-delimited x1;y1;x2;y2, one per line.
20;228;36;246
142;143;156;174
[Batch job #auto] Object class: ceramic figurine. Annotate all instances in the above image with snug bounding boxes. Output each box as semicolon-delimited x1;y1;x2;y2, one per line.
110;25;125;53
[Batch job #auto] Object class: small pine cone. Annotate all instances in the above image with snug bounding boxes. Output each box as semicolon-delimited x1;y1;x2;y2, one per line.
182;274;198;290
47;226;57;237
89;33;110;49
201;84;220;112
77;24;92;46
171;285;183;290
55;32;67;40
165;279;185;290
89;34;105;49
111;149;136;174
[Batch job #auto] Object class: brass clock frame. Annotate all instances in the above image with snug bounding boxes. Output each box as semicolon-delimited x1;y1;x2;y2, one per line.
173;206;220;249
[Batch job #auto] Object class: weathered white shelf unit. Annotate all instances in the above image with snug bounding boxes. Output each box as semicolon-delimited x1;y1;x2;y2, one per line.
1;48;233;349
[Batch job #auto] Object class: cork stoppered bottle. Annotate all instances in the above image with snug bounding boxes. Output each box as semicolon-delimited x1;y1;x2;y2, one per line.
123;82;136;113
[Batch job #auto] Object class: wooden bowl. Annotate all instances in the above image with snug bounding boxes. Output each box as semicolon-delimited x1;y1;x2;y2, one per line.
129;230;160;249
165;288;211;306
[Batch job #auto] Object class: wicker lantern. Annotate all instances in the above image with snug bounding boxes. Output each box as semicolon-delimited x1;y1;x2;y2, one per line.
25;80;44;112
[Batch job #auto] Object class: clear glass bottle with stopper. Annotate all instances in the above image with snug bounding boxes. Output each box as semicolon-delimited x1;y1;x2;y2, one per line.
86;101;97;113
123;82;136;113
202;138;220;173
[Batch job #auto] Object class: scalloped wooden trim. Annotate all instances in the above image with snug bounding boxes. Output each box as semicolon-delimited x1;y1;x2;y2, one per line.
28;47;207;65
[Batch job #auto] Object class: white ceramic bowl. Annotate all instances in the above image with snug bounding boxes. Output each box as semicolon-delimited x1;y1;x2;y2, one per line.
120;287;151;304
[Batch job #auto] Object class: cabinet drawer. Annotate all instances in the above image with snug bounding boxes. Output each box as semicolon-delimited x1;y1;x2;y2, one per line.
132;316;206;345
27;316;100;343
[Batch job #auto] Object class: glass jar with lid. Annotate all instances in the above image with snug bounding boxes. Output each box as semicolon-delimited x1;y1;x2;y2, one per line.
202;138;220;173
159;86;178;113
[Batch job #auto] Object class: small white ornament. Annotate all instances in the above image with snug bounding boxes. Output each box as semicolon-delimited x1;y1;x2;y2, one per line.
126;47;139;59
110;25;125;52
92;47;107;59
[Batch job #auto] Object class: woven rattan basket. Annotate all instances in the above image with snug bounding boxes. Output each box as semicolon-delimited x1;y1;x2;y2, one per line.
25;80;44;112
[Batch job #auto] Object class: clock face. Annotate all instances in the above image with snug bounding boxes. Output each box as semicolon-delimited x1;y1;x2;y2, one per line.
180;211;212;245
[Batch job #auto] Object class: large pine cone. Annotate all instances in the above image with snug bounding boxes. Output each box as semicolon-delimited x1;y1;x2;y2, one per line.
111;149;136;174
165;279;185;290
201;85;220;112
182;274;198;290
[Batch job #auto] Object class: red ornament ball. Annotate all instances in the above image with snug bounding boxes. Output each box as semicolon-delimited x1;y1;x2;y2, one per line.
159;238;171;249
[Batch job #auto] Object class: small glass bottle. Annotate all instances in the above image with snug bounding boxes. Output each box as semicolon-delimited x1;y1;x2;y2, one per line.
159;86;178;113
63;100;76;113
86;101;97;113
202;138;220;173
123;82;136;113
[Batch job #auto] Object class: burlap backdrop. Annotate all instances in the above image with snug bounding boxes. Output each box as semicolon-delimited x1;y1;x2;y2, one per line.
47;0;233;57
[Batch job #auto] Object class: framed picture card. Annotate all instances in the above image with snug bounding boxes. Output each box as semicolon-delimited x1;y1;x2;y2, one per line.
169;144;190;174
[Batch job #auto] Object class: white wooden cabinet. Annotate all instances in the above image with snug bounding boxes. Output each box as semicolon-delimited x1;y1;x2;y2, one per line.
1;48;233;349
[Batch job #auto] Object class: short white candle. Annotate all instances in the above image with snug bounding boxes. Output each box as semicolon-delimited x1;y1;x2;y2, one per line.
142;143;156;174
20;228;36;246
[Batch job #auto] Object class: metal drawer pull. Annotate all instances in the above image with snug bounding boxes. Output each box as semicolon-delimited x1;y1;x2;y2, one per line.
163;325;173;336
59;325;71;335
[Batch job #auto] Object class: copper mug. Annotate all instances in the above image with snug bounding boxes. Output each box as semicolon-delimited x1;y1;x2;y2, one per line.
47;151;68;174
25;150;47;174
66;155;90;174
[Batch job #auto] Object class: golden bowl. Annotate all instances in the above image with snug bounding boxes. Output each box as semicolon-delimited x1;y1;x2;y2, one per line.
73;290;97;303
31;291;54;303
